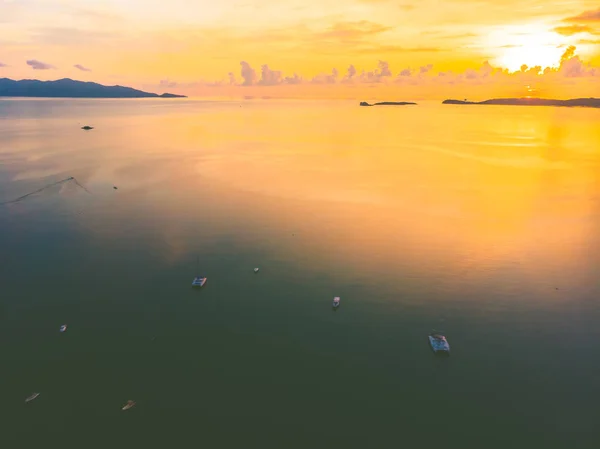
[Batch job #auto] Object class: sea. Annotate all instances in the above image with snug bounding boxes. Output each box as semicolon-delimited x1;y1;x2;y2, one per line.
0;98;599;449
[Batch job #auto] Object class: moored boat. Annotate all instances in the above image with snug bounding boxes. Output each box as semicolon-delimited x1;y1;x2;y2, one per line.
25;393;40;403
122;400;136;411
192;276;206;287
429;333;450;355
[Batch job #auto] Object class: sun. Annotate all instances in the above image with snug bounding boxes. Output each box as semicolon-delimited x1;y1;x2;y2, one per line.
485;25;567;72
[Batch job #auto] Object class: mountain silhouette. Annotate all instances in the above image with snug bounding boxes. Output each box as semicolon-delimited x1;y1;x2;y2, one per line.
0;78;186;98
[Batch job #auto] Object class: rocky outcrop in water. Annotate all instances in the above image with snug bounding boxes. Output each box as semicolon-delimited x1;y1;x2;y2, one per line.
360;101;417;106
442;98;600;108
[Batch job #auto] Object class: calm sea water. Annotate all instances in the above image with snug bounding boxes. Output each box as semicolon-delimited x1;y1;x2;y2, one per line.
0;98;599;448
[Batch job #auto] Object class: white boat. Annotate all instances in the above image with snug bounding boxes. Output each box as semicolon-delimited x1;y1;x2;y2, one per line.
332;297;340;308
429;333;450;355
254;268;259;273
122;400;136;410
59;324;67;332
192;276;206;287
25;393;40;403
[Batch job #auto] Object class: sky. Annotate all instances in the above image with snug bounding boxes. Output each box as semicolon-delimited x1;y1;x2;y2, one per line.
1;0;599;98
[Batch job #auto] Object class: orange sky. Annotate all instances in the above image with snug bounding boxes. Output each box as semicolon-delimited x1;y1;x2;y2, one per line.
1;0;599;98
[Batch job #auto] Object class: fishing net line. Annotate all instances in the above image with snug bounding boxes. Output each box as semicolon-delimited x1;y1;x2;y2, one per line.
0;176;92;205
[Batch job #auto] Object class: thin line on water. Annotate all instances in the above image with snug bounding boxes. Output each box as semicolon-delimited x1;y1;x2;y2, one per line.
0;176;92;205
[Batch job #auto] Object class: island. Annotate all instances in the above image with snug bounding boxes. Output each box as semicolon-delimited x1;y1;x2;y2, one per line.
359;101;417;106
0;78;187;98
442;98;600;108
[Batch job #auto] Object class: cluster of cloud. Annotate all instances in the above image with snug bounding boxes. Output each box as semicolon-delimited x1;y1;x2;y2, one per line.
205;45;596;90
224;59;446;89
26;59;55;70
3;60;92;71
554;7;600;36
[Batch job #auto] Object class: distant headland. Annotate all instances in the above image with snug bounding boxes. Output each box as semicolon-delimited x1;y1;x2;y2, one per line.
442;97;600;108
359;101;417;106
0;78;186;98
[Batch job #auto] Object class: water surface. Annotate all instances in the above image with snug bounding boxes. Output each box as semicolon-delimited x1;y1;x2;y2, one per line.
1;98;599;448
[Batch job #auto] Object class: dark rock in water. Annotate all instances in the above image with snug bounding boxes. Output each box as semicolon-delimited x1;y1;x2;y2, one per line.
113;186;118;190
158;93;187;98
360;101;417;106
81;126;94;130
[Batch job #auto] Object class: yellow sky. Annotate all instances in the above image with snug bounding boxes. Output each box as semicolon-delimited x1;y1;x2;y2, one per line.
1;0;599;98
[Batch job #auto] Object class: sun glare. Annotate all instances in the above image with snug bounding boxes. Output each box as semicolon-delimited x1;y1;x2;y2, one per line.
486;25;567;72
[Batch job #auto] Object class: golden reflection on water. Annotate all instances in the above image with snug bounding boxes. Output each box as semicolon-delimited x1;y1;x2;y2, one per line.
2;100;599;295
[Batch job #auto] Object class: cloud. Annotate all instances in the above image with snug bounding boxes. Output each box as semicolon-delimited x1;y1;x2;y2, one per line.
74;64;91;72
237;61;302;86
26;59;55;70
258;64;283;86
193;46;597;94
564;8;600;22
577;38;600;45
354;45;442;54
340;64;358;84
557;45;597;77
377;60;392;77
240;61;257;86
283;74;303;85
0;62;7;68
311;68;338;84
316;21;392;41
159;79;178;88
30;27;118;47
554;25;595;36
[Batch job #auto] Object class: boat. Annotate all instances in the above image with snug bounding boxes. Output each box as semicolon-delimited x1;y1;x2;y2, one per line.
192;276;207;287
59;324;67;332
121;400;136;411
254;268;259;273
332;297;340;308
428;333;450;355
25;393;40;403
191;256;206;287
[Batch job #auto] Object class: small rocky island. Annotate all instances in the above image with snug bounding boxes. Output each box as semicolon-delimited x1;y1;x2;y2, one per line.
442;98;600;108
360;101;417;106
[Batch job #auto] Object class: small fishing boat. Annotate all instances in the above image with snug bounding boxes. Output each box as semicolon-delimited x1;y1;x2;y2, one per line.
59;324;67;332
122;400;136;411
191;256;206;287
332;297;340;308
192;276;207;287
25;393;40;403
254;268;259;273
429;333;450;355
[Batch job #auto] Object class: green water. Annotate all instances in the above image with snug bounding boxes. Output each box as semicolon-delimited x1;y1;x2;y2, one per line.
0;98;599;448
